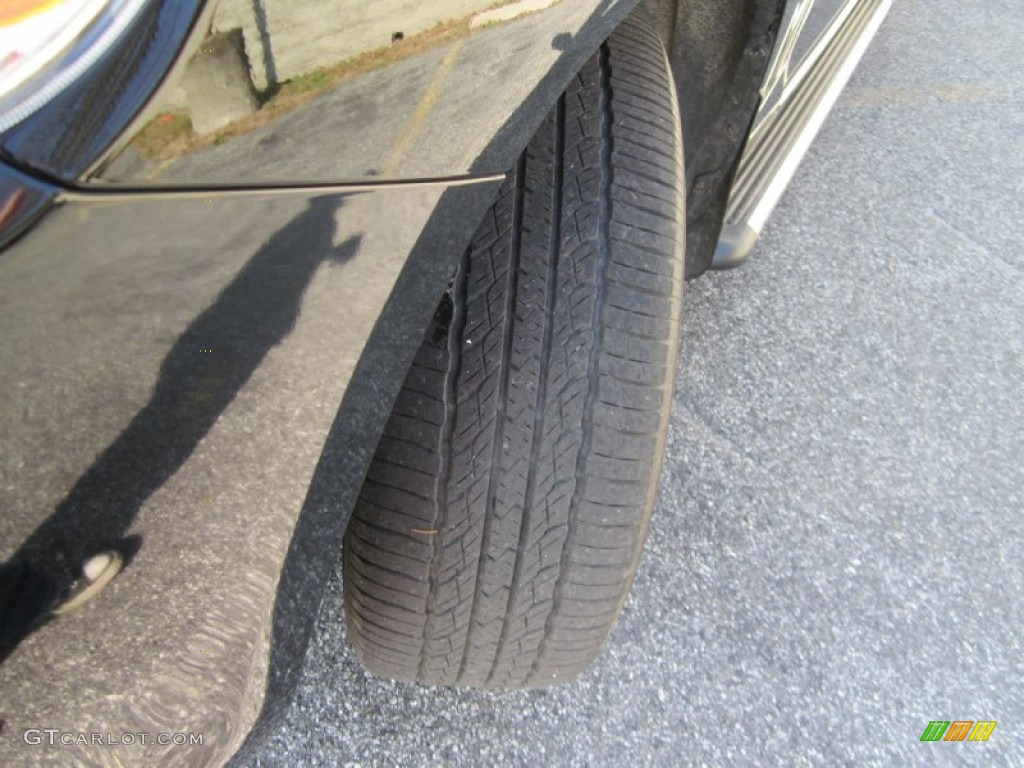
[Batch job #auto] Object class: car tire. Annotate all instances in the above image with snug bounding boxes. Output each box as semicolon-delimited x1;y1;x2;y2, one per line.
343;8;684;689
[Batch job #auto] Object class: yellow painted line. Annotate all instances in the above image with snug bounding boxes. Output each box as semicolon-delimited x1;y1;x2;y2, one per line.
382;39;466;176
838;83;1016;108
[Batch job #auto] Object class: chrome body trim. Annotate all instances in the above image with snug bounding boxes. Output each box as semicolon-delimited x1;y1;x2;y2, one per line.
713;0;892;268
759;0;816;105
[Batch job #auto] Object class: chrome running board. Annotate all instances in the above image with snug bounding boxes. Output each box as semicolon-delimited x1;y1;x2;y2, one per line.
712;0;892;269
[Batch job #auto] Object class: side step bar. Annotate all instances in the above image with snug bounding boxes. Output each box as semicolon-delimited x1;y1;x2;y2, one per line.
712;0;893;269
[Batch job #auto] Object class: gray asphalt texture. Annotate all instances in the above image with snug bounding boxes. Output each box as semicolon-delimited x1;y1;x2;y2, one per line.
250;0;1024;764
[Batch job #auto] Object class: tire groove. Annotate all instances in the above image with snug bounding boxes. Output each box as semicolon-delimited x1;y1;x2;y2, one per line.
457;151;524;681
529;43;614;683
417;248;469;679
486;94;566;686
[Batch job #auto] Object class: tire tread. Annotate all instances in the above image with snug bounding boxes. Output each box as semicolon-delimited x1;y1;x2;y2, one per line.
343;8;684;689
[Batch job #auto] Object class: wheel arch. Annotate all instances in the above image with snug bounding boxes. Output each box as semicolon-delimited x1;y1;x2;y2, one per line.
645;0;787;278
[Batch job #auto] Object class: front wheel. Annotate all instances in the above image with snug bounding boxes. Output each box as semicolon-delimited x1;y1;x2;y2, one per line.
343;8;685;689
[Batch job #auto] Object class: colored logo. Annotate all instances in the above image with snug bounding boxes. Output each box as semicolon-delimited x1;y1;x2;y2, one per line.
920;721;997;742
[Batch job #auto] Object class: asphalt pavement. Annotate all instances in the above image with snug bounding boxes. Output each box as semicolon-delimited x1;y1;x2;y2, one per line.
248;0;1024;764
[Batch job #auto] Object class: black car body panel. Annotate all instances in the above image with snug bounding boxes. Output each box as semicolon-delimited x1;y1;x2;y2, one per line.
0;3;647;763
0;0;886;763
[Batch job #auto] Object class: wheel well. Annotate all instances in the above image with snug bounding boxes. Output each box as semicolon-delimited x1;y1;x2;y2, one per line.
643;0;786;278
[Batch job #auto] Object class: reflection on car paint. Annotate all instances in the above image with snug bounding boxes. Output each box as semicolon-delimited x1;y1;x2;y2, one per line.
97;0;607;185
0;179;501;764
